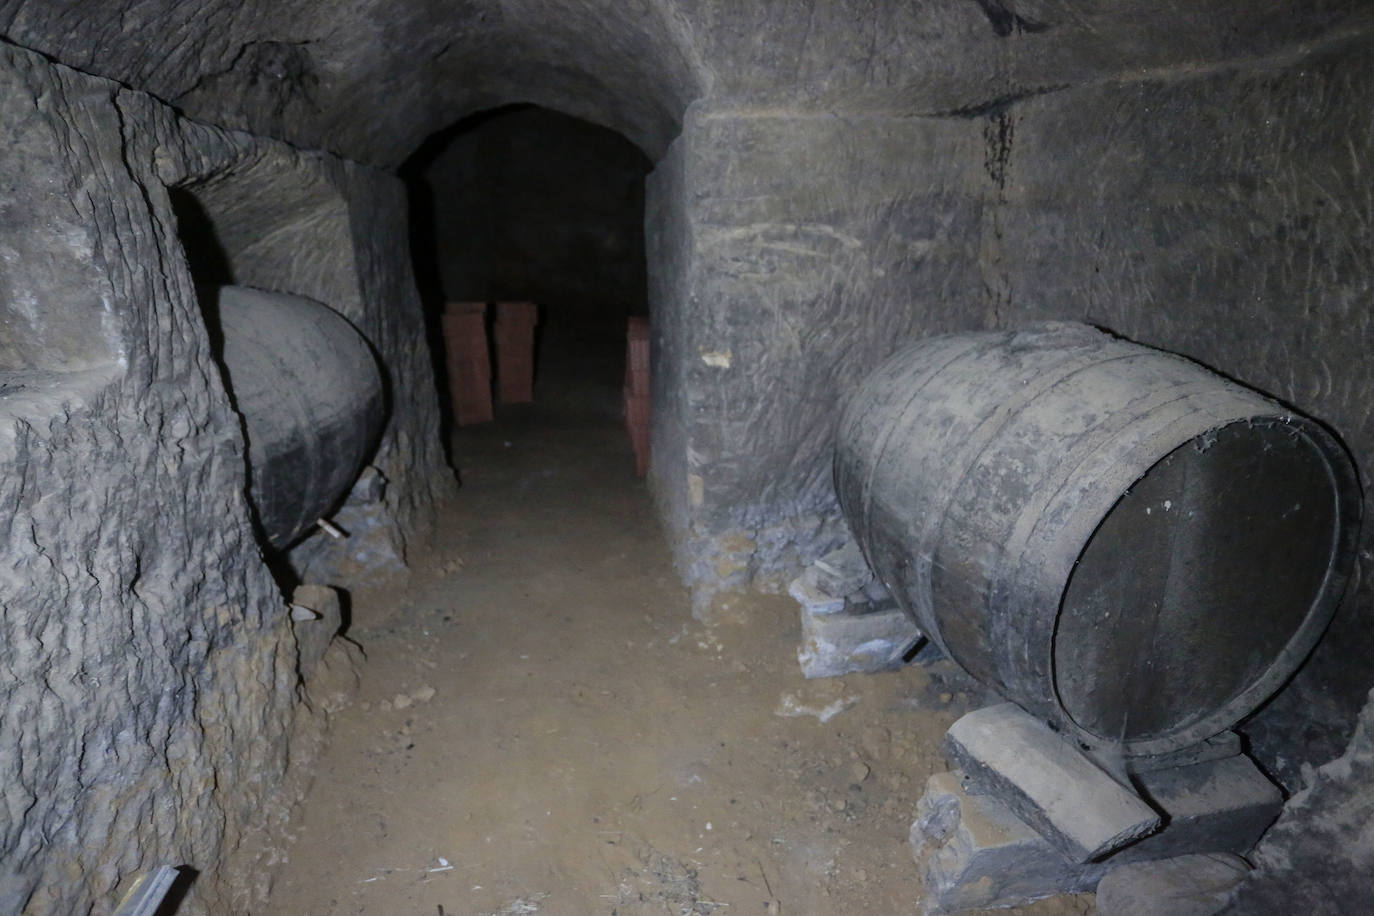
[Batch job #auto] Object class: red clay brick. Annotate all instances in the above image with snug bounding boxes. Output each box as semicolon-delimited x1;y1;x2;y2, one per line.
493;301;538;404
442;304;493;425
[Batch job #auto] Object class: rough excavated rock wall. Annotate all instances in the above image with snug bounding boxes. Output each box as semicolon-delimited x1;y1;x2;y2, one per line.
1230;688;1374;913
0;44;449;914
333;157;457;564
644;129;695;553
0;47;299;914
646;103;987;610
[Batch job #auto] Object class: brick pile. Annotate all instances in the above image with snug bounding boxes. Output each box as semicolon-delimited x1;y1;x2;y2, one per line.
442;301;493;425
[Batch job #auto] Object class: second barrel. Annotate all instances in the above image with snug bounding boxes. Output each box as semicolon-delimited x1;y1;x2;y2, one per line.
834;322;1360;758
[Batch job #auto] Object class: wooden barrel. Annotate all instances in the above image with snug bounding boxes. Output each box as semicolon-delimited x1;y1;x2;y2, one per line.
217;286;385;548
834;322;1360;757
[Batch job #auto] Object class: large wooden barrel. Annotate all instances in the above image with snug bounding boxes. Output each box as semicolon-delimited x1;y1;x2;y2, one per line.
834;322;1360;758
217;286;385;548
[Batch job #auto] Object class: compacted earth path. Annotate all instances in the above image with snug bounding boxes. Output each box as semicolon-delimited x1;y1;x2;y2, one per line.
265;322;1089;916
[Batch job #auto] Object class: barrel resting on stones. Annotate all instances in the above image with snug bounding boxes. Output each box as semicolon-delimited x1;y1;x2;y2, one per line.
828;322;1362;911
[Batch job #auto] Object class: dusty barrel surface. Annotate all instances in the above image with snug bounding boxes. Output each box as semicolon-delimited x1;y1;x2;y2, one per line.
216;285;385;548
834;322;1361;757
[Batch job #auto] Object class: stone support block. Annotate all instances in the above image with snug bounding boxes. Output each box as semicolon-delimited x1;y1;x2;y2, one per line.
796;595;922;679
804;541;874;597
494;300;538;403
911;770;1109;914
1125;754;1281;862
945;703;1162;862
1095;853;1250;916
788;575;847;615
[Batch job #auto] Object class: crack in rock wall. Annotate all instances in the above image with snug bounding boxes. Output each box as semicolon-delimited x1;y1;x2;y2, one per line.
0;0;705;168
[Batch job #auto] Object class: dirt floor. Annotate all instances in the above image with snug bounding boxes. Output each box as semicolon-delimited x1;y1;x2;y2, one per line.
265;321;1094;915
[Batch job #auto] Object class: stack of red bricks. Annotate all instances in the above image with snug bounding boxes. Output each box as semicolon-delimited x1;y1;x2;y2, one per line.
442;301;493;425
494;301;539;404
624;316;651;477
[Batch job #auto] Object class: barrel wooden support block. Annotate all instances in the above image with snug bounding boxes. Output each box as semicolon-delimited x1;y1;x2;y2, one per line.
442;302;493;425
494;301;538;404
944;703;1162;863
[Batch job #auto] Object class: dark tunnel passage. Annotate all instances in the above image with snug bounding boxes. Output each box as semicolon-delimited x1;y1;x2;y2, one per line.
402;105;654;468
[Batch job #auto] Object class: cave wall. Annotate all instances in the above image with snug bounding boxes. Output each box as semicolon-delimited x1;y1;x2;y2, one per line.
0;42;449;913
645;103;987;610
0;46;296;913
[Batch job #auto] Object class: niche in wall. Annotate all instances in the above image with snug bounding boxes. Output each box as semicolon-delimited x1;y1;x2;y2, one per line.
168;153;386;585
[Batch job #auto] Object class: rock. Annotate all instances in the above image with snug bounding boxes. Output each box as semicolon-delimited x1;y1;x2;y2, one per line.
411;685;437;704
393;694;413;710
1097;853;1249;916
796;597;923;679
912;751;1284;915
805;541;874;597
290;584;343;682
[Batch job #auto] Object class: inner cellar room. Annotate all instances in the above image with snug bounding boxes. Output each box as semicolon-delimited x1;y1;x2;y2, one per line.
1;2;1372;914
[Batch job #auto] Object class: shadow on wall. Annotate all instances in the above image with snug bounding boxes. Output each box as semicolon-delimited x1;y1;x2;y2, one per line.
400;104;653;449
